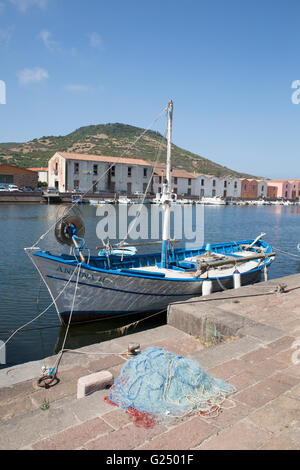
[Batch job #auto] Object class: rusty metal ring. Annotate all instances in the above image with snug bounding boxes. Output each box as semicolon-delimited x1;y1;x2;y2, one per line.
36;374;59;389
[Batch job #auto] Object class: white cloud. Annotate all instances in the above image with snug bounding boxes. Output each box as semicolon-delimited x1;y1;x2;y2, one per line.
39;30;59;51
88;32;102;49
65;84;90;93
17;67;49;85
8;0;48;13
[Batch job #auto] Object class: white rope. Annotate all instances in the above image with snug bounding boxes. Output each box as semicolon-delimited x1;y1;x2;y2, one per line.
52;263;82;373
32;105;168;248
0;264;81;354
272;246;300;259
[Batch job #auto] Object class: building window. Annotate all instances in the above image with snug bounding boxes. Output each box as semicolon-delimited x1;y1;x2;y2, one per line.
187;188;191;195
201;179;204;186
224;181;227;188
174;177;178;185
213;180;216;187
74;180;79;190
234;182;237;189
158;176;162;184
244;184;247;190
128;167;132;177
200;188;204;196
92;181;98;193
93;164;98;176
158;187;161;193
212;189;216;196
74;162;79;174
143;168;147;178
127;182;132;193
111;166;115;177
261;185;264;191
188;178;191;186
253;185;255;191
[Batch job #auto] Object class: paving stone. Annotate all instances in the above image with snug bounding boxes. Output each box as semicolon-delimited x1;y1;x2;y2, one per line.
266;336;298;354
87;354;126;373
259;420;300;450
197;420;272;450
32;417;113;450
241;357;287;380
200;400;254;429
102;409;133;430
84;422;167;450
248;395;300;433
0;405;79;450
234;380;282;409
190;336;261;369
207;359;245;380
138;417;218;450
228;370;259;391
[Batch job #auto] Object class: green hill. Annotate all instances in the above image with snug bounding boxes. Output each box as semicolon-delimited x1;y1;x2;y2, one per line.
0;123;259;178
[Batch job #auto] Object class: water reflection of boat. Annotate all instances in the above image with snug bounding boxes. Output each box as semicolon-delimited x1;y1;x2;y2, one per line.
54;311;167;354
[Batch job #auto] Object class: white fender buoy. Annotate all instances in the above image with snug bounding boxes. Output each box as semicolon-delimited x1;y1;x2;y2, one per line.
202;279;213;296
233;270;241;289
264;265;268;281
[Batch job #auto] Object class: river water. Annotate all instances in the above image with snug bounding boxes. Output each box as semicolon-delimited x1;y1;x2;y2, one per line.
0;202;300;369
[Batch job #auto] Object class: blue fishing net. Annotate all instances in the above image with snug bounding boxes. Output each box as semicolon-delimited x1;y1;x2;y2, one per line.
108;347;236;422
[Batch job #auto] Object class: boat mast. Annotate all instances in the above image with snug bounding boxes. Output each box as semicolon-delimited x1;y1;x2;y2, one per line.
161;100;173;268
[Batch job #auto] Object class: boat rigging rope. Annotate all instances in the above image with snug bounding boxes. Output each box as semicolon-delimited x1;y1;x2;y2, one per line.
272;246;300;259
31;105;169;249
118;123;168;245
0;264;81;355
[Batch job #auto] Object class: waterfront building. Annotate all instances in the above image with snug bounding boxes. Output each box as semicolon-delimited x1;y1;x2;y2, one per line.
267;179;300;199
219;176;242;199
257;180;268;198
240;178;259;199
153;164;198;196
47;152;153;194
0;164;38;189
28;167;48;185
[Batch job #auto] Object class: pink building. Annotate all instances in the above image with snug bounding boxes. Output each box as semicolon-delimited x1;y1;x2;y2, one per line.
267;180;300;199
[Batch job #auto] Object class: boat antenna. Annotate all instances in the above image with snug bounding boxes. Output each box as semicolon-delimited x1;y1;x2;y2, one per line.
161;100;173;268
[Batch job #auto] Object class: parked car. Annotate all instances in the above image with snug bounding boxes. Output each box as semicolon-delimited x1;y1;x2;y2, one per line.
0;184;8;191
22;187;33;192
44;187;59;193
8;185;20;192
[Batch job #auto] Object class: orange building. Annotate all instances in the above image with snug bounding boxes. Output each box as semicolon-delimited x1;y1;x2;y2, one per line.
0;164;38;188
240;179;258;199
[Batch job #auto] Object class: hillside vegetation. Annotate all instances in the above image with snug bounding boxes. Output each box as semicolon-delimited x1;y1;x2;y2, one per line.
0;123;259;178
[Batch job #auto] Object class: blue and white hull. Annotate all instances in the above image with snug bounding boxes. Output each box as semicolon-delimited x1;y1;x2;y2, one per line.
25;239;275;325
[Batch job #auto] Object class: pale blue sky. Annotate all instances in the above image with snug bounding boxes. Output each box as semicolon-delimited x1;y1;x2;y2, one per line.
0;0;300;178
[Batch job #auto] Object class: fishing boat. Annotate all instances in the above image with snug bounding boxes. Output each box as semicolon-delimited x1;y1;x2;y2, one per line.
25;101;275;325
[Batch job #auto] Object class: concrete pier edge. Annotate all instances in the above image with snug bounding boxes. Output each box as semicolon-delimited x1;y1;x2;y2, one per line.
0;273;299;450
